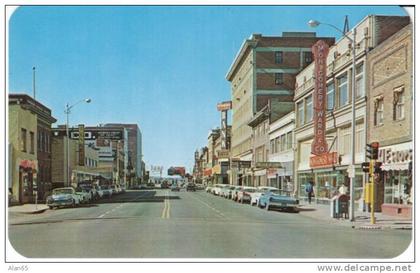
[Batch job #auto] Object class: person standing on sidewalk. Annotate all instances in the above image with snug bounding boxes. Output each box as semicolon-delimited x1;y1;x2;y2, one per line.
305;181;314;204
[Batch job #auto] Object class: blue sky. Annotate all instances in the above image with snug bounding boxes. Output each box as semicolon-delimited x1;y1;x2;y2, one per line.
8;5;408;173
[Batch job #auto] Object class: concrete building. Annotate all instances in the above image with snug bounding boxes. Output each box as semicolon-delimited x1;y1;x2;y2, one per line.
293;15;410;207
268;111;295;194
9;94;56;203
104;123;143;185
226;32;335;186
366;23;413;217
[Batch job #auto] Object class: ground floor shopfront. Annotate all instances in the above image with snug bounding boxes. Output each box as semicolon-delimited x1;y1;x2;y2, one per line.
377;142;412;217
10;159;39;204
297;166;365;209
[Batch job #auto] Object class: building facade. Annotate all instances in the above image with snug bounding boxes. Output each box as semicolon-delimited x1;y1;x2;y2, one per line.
9;94;56;203
366;23;413;217
268;111;295;194
226;32;335;186
294;15;410;207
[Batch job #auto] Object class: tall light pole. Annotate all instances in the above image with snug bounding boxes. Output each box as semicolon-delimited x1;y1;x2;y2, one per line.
64;98;91;187
309;19;357;221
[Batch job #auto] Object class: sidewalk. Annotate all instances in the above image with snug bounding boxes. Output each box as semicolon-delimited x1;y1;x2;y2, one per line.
8;204;49;214
298;202;412;230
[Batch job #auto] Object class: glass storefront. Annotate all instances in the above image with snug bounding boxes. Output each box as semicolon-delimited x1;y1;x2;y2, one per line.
298;168;364;204
384;170;412;205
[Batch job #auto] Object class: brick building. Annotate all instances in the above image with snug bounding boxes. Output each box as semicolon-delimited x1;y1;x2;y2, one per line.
366;23;413;217
294;15;410;207
226;32;335;185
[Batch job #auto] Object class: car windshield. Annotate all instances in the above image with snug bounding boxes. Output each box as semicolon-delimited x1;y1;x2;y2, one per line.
53;189;73;195
244;188;256;192
269;189;280;195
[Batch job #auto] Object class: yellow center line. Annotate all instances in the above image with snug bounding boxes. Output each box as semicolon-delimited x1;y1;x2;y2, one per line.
161;193;168;219
166;191;171;219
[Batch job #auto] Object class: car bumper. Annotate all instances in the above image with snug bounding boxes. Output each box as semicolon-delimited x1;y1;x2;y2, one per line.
47;199;73;206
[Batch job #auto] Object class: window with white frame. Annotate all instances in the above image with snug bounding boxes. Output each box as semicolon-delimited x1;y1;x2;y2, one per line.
270;139;275;154
275;137;280;153
393;88;405;120
355;123;364;154
275;51;283;64
297;101;304;126
355;63;365;98
286;131;292;150
374;97;384;126
339;126;351;155
281;134;286;151
327;81;335;110
338;74;348;107
305;95;313;123
275;73;283;85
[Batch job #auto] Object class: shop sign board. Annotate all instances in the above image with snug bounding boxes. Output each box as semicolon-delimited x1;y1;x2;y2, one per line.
255;162;283;169
311;40;329;156
309;152;337;168
217;101;232;111
78;124;85;166
217;149;230;159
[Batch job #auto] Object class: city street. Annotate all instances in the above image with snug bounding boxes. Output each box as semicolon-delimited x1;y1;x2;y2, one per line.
8;189;411;259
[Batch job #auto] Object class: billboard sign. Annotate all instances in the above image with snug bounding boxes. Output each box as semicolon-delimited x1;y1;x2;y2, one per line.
311;40;329;156
217;101;232;111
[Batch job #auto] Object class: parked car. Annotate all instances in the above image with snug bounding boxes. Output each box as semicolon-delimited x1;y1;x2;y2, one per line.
195;183;205;190
95;185;104;199
171;184;180;191
120;185;126;193
237;186;257;203
205;184;214;193
46;187;81;209
186;183;196;191
220;185;235;198
231;186;243;201
110;185;120;195
250;186;278;206
78;184;97;201
258;189;300;212
75;187;91;204
101;185;113;198
146;182;155;189
211;184;225;196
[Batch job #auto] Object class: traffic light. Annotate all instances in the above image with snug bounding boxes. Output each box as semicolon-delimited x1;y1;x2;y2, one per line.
361;162;370;173
366;142;379;160
374;162;383;174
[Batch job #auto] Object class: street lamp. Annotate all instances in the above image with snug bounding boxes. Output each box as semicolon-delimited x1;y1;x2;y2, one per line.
64;98;91;186
309;19;357;222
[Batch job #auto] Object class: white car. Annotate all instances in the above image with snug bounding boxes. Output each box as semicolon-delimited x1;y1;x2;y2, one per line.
75;187;92;204
237;186;257;203
205;184;214;193
220;185;236;199
46;187;82;209
231;186;243;201
211;184;224;196
250;186;278;206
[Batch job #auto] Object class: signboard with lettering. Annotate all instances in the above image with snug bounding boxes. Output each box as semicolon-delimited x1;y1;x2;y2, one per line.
217;149;230;159
309;152;338;168
255;162;283;169
217;101;232;111
311;40;329;156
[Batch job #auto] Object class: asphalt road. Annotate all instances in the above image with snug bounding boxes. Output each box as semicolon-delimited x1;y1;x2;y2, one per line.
8;189;411;259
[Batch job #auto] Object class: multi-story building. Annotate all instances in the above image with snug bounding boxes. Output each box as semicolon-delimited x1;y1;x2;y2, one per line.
52;125;129;186
248;105;270;187
226;32;335;185
366;23;413;217
268;111;295;194
294;15;410;207
9;94;56;202
104;123;143;185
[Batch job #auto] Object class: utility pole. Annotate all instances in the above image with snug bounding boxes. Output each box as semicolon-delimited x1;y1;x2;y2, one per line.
32;67;36;99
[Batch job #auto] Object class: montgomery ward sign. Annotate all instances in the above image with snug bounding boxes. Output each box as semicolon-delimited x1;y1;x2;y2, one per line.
310;152;337;168
311;40;329;156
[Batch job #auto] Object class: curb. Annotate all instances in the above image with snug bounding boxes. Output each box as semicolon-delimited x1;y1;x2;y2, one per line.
353;225;412;230
12;208;49;215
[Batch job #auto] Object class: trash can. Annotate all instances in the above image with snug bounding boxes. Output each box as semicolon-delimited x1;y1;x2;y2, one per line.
335;194;349;219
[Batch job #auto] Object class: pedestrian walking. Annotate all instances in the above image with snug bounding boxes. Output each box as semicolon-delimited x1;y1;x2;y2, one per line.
305;181;314;204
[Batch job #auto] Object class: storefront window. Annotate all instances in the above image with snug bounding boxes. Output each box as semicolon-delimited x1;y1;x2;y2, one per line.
384;170;411;204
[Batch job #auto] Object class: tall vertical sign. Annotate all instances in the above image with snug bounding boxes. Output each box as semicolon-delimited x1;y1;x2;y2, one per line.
311;40;329;156
78;124;85;166
217;101;232;150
